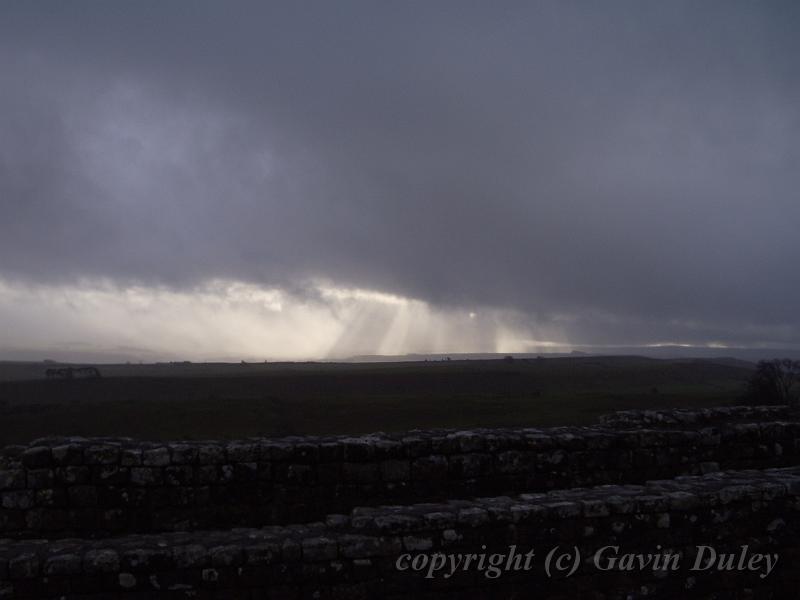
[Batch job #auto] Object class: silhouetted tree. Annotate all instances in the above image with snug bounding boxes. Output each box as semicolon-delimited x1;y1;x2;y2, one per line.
746;359;800;406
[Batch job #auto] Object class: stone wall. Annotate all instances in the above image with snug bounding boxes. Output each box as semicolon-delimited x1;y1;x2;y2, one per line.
2;418;800;538
599;405;794;429
1;466;799;599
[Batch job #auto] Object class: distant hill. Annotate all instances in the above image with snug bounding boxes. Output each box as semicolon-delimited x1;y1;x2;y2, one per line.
347;346;800;363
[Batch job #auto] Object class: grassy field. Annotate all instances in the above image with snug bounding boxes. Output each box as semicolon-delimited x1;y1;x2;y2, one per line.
0;356;754;444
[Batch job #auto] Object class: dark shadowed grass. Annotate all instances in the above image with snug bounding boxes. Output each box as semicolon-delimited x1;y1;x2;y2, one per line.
0;356;753;444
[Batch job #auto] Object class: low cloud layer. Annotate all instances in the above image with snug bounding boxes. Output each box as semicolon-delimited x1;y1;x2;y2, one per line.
1;1;799;357
0;278;552;361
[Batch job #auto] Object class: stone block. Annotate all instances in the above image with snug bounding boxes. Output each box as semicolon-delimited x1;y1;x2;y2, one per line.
120;448;142;466
51;444;83;466
21;446;51;468
9;553;39;579
226;443;259;463
302;537;338;561
164;465;194;486
83;549;120;574
209;544;244;567
43;554;82;576
411;455;448;481
197;444;226;464
68;485;98;507
142;447;170;467
1;490;34;510
342;462;379;484
84;444;120;465
26;469;55;489
342;439;375;462
169;443;198;464
92;465;129;485
130;467;163;486
380;460;410;482
0;470;25;490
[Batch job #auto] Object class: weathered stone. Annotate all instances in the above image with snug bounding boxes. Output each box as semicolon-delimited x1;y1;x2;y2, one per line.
118;572;137;589
402;535;434;551
402;436;432;458
26;468;55;488
510;503;547;523
197;444;225;464
68;485;98;507
700;461;720;474
164;465;194;486
667;491;699;511
44;553;82;576
226;443;259;463
262;442;294;461
130;467;163;486
26;507;68;531
169;444;197;464
457;507;490;527
373;439;403;459
93;465;128;485
605;495;636;515
423;511;457;528
195;465;218;484
219;464;235;482
84;549;120;574
35;487;66;507
100;508;126;531
449;453;491;478
142;447;171;467
342;439;375;462
581;499;610;518
380;460;410;482
51;444;83;466
544;501;581;519
55;466;90;485
1;490;34;510
209;544;244;567
411;455;448;481
9;553;39;578
122;547;170;570
292;442;320;462
2;411;800;548
1;445;24;460
21;446;51;468
302;537;338;561
244;542;280;565
373;514;421;533
84;444;120;465
0;456;796;596
0;470;25;490
120;448;142;466
342;462;379;484
233;462;258;482
635;495;670;513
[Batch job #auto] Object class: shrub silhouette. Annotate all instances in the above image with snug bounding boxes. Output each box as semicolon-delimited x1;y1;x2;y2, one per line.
746;359;800;406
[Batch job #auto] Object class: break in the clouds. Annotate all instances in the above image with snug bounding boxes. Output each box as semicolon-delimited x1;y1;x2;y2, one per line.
1;1;799;359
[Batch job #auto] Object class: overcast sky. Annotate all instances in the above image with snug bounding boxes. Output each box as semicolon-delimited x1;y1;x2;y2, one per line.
1;1;799;361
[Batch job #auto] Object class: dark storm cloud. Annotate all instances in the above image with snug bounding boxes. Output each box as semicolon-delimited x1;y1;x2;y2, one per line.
1;0;799;347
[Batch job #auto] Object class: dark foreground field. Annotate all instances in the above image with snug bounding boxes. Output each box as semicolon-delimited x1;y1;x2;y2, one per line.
0;356;754;444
